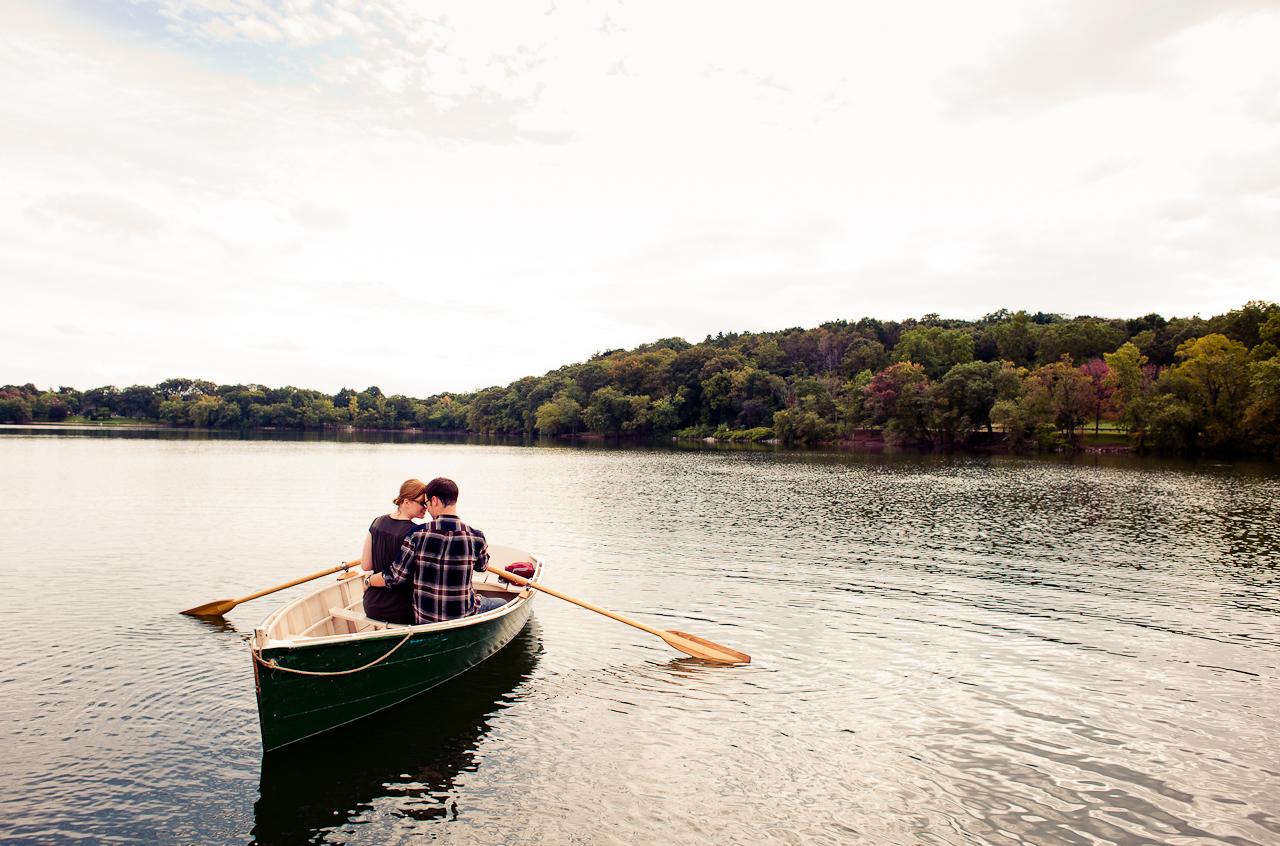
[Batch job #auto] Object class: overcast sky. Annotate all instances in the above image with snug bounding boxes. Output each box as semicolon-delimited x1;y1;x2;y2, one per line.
4;0;1279;398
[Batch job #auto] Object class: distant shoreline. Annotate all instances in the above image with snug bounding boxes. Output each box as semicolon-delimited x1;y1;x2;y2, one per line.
5;302;1276;459
1;420;1131;454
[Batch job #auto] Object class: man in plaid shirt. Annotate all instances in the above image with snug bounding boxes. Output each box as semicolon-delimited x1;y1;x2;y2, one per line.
368;477;505;624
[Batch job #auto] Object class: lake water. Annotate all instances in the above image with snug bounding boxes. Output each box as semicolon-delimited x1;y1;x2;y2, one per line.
2;428;1278;845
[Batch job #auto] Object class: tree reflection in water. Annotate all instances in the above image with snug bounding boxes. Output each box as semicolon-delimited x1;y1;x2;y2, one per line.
249;622;542;845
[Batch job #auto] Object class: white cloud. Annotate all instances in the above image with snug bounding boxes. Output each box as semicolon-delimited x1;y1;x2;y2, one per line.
232;14;284;42
944;0;1280;117
31;193;168;237
1078;157;1140;185
2;0;1279;397
293;203;348;230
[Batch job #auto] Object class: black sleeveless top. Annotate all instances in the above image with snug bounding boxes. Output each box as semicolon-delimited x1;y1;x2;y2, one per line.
362;515;418;624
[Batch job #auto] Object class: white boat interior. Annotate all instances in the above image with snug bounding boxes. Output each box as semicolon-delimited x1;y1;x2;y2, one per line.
255;545;542;650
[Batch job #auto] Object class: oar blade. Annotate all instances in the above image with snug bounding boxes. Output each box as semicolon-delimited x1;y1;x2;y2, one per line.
180;561;360;618
486;564;750;664
664;630;751;664
181;598;237;617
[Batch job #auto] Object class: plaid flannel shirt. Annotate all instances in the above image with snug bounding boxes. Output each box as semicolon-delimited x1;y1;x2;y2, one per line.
382;515;489;624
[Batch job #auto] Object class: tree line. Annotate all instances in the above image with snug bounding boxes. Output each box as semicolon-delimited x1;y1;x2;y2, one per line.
3;301;1278;457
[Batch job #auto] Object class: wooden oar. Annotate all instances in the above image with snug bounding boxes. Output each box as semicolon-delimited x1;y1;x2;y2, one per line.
182;560;361;617
487;565;750;664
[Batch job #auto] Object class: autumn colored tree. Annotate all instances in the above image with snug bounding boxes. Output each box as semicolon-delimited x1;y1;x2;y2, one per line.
12;301;1280;455
1079;358;1113;434
864;362;934;446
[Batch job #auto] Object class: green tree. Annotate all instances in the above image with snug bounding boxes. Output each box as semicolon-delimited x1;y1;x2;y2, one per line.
466;387;509;433
55;387;83;414
1171;333;1251;447
535;394;582;435
788;376;836;418
892;327;975;380
0;397;33;423
771;408;832;443
733;369;787;415
159;399;193;425
992;360;1026;402
839;338;889;379
1138;393;1199;454
997;311;1034;367
1035;327;1064;366
157;377;217;398
214;402;242;428
1206;300;1279;349
608;349;678;396
649;396;682;434
621;395;653;434
752;339;787;372
120;385;159;419
220;389;266;423
1055;320;1126;364
189;397;221;428
582;387;635;434
1103;343;1150;431
991;399;1031;448
1026;357;1094;438
419;396;466;430
836;369;874;432
82;386;121;417
1253;311;1280;362
385;395;415;429
700;370;738;425
301;397;341;428
930;361;1003;444
1244;358;1280;457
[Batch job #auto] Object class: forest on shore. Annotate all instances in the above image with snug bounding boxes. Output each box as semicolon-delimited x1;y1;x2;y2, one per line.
4;301;1279;457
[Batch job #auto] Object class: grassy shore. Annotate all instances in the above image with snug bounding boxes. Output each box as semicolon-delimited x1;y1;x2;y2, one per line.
34;416;159;427
1082;432;1129;447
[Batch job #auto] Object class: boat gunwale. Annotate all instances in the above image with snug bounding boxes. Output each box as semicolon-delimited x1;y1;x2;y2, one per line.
255;548;544;653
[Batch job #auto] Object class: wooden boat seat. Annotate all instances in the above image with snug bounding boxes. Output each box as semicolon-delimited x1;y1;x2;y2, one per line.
329;605;381;628
328;603;408;633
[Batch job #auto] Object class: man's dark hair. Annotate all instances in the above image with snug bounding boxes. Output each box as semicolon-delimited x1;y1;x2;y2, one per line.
425;477;459;505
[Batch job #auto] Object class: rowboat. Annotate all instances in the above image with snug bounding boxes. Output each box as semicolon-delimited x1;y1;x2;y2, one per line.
250;544;543;751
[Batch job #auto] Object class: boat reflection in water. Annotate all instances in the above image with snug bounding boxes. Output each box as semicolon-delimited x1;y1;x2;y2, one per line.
249;622;542;845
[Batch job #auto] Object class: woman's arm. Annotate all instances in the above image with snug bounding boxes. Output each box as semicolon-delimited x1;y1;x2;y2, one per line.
361;532;374;571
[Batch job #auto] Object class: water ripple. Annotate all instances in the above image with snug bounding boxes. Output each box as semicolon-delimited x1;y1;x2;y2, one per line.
1;436;1278;845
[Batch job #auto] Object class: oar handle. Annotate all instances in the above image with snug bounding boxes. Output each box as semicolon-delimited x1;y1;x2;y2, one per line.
234;560;359;604
486;565;668;639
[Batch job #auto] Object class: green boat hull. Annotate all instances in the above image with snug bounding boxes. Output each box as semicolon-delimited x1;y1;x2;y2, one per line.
253;600;534;751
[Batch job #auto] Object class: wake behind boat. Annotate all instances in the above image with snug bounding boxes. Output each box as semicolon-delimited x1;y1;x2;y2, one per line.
250;544;542;751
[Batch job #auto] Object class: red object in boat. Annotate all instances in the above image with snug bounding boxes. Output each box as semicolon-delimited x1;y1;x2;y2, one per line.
500;562;536;583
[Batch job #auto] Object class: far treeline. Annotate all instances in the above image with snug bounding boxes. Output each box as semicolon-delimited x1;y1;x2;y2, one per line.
4;301;1280;457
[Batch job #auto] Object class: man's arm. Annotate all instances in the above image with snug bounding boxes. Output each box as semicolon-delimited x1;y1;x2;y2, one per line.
471;532;489;573
371;533;417;588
